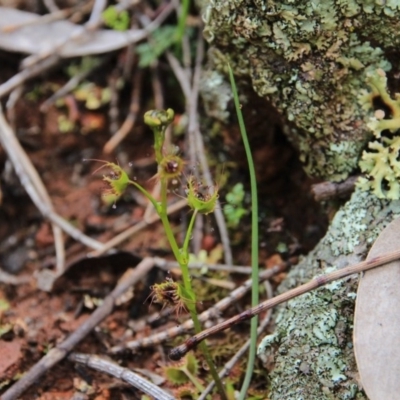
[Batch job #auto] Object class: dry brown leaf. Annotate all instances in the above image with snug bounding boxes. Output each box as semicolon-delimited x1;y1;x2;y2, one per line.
0;7;147;57
354;217;400;400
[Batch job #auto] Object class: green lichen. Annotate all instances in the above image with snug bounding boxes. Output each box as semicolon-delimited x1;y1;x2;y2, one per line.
357;69;400;199
258;189;400;399
201;0;399;181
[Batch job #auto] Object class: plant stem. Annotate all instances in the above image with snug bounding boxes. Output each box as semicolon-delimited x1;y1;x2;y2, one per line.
228;63;259;399
180;209;227;399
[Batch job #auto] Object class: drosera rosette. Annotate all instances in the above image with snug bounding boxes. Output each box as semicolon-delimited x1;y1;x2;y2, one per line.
357;69;400;200
163;352;204;396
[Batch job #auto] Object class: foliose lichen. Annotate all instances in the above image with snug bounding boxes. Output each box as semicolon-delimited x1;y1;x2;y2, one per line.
357;69;400;200
201;0;399;181
258;188;400;399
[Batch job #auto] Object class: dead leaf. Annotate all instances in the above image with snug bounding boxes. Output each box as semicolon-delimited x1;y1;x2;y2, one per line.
354;217;400;400
0;7;147;57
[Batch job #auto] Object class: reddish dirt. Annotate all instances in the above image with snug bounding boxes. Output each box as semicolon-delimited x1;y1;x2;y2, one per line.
0;56;329;399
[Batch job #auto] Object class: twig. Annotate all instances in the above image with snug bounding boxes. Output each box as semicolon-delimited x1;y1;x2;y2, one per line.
110;263;287;353
198;281;274;400
103;69;143;153
0;269;31;285
169;248;400;360
311;175;359;201
0;257;154;400
0;55;60;100
0;2;174;100
88;198;188;257
68;352;174;400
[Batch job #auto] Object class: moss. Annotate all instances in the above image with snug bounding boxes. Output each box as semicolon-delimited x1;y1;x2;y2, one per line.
202;0;399;180
258;188;400;399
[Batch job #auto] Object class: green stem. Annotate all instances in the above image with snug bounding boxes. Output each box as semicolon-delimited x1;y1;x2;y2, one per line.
183;366;205;393
128;180;160;213
158;177;183;264
176;0;190;43
228;63;259;399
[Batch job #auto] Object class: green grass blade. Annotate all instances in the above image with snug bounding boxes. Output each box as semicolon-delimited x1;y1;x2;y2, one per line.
227;63;259;399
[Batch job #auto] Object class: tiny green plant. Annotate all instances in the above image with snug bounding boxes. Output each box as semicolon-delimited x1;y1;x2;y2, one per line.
228;64;259;399
102;6;130;31
223;182;248;228
89;109;227;399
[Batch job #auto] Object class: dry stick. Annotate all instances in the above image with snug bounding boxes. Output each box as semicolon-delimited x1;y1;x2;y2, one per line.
103;69;143;153
169;248;400;360
88;198;188;257
110;263;286;353
311;175;359;202
68;352;174;400
198;281;274;400
0;106;103;253
0;257;155;400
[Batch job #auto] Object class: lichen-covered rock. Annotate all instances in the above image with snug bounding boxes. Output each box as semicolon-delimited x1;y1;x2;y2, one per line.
202;0;399;181
357;69;400;199
258;188;400;399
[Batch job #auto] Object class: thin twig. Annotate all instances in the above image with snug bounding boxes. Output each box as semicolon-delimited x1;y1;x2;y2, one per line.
198;281;274;400
169;248;400;360
0;55;60;100
0;269;31;285
110;263;287;353
0;2;174;99
311;175;359;202
0;257;154;400
68;352;174;400
103;69;143;153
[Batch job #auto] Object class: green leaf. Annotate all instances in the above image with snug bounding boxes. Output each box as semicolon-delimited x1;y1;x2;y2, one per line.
136;26;177;67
